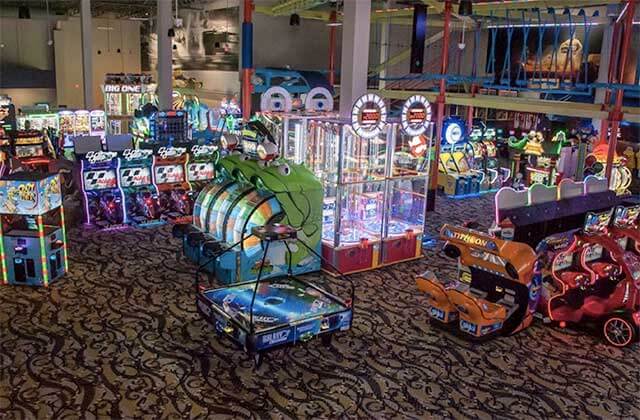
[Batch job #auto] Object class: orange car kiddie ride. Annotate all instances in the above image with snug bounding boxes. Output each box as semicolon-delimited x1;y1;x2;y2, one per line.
417;224;541;339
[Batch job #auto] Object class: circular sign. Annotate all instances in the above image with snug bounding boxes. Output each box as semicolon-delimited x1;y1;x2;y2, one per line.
443;117;465;145
351;94;387;139
401;95;431;136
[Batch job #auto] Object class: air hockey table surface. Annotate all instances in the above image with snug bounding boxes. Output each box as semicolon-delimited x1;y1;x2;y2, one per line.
196;275;353;353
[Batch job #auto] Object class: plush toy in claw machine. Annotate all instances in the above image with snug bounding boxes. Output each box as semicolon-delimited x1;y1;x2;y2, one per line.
153;146;193;223
0;172;68;286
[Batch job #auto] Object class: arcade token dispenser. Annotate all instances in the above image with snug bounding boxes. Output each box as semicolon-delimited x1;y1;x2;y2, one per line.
0;173;68;286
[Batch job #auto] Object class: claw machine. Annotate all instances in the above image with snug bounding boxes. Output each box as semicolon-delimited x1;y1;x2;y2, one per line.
309;94;432;275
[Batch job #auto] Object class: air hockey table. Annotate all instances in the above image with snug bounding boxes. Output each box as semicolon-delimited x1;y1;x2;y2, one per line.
195;224;354;367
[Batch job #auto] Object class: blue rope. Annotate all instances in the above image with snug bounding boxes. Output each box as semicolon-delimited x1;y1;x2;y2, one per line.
472;23;480;78
560;8;577;88
500;10;514;85
515;10;532;86
534;8;547;87
548;8;561;86
486;12;498;76
577;9;595;88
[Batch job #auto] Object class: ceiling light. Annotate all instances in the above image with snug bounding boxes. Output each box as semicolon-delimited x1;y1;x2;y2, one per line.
290;13;300;26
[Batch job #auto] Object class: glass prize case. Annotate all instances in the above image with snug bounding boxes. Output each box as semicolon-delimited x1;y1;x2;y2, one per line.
307;115;432;276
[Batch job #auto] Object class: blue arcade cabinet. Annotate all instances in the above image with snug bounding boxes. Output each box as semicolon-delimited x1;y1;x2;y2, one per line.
0;172;68;286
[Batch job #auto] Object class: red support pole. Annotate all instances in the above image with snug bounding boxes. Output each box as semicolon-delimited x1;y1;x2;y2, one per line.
604;0;636;181
328;10;337;87
426;0;452;212
242;0;253;121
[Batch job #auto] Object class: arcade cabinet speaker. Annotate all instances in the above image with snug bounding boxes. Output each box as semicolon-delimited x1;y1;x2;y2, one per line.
410;4;427;74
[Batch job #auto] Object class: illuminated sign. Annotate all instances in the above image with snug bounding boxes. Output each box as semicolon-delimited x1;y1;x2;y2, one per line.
86;151;118;164
443;227;497;250
351;94;387;139
157;147;187;159
190;144;218;157
103;84;142;94
401;95;432;136
122;149;153;161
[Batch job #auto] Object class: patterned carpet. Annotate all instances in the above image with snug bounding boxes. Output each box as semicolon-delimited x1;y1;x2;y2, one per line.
1;194;639;419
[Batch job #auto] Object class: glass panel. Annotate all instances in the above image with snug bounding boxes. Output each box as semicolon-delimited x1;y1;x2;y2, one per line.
285;117;306;164
392;130;432;177
306;120;339;184
383;178;427;239
340;125;387;183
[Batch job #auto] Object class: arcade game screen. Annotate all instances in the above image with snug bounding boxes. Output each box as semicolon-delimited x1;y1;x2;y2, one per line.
15;144;44;158
583;210;613;235
553;252;574;271
154;164;185;184
120;167;152;187
83;169;118;191
187;162;215;182
613;205;640;228
583;244;604;262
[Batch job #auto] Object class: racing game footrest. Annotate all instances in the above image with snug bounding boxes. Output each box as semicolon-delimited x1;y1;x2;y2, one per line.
416;271;459;323
447;289;507;338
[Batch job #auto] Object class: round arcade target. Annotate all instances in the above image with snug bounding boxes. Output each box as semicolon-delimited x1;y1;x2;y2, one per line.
442;117;466;145
351;94;387;139
260;87;293;113
401;95;432;136
304;87;334;112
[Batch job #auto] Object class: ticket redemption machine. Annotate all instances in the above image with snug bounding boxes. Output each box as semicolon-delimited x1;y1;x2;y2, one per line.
438;117;484;196
80;151;125;227
0;173;68;286
256;86;335;163
307;94;432;275
11;130;55;173
90;110;106;138
152;146;192;223
417;224;540;339
183;153;322;284
118;148;162;226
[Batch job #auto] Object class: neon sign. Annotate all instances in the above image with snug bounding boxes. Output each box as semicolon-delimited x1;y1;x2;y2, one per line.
157;147;187;159
86;151;118;164
401;95;431;136
351;94;387;139
122;149;153;161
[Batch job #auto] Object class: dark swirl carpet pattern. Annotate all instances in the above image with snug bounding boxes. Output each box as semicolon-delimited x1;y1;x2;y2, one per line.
1;194;639;418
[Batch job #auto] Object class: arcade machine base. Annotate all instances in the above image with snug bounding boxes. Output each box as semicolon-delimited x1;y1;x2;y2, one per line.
163;212;192;225
196;276;353;366
129;215;166;228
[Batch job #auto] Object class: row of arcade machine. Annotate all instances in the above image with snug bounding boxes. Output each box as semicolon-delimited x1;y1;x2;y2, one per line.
417;178;640;347
438;117;510;197
79;144;217;228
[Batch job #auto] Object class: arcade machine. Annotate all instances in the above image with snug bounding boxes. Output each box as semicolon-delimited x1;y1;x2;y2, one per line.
537;209;640;347
148;110;190;146
80;151;125;228
89;110;106;138
10;130;55;174
508;130;560;187
195;223;354;368
438;117;484;196
180;123;323;284
58;110;75;152
102;73;156;134
118;148;162;227
416;224;540;339
256;87;335;163
584;141;632;195
186;144;217;195
306;94;432;275
17;112;58;132
74;110;91;137
0;96;16;132
608;205;640;255
0;173;68;286
152;146;192;223
468;126;508;191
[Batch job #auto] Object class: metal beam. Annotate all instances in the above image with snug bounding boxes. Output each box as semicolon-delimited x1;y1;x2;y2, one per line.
369;31;444;76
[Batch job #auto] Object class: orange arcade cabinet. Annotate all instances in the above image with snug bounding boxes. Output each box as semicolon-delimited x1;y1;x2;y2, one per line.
417;224;541;339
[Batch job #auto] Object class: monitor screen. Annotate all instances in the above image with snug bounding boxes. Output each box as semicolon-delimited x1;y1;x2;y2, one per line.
120;167;152;187
187;162;215;182
553;252;573;271
15;144;44;158
583;210;613;235
154;164;185;184
83;169;117;191
583;244;604;262
613;205;640;229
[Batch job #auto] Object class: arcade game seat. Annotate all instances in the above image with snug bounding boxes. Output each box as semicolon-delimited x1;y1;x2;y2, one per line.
447;287;512;337
416;271;458;323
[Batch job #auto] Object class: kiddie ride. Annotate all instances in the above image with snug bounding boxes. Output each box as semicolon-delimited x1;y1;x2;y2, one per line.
420;177;640;346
